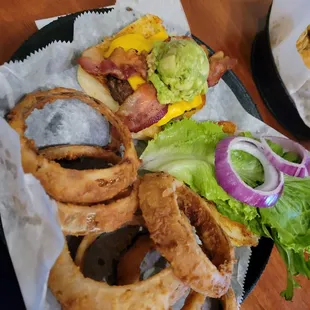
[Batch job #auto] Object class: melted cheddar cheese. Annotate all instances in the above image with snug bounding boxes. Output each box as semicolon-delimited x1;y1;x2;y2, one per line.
127;76;146;90
107;30;203;127
155;95;203;126
104;31;169;57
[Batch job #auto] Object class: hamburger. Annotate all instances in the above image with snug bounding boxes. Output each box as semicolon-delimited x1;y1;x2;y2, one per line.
77;15;236;139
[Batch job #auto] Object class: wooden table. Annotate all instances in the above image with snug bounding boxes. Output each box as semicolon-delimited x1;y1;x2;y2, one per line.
0;0;309;309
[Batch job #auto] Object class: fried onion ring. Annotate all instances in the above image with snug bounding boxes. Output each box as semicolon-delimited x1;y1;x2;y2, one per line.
49;241;183;309
221;287;239;310
7;87;140;204
139;173;234;298
117;235;155;285
182;287;238;310
117;235;188;306
57;181;139;236
39;145;121;164
182;291;206;310
74;233;100;268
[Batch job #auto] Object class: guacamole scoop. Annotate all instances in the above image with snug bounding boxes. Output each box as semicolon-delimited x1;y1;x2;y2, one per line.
147;39;209;104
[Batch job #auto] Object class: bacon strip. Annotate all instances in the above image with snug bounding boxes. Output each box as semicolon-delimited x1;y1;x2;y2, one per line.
78;48;147;80
78;56;101;75
109;48;148;79
207;51;237;87
116;83;168;133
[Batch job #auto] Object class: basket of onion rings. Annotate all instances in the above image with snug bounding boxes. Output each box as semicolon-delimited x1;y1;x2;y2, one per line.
2;6;310;309
7;87;240;309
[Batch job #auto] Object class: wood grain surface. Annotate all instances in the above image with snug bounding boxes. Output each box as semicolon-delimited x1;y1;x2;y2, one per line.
0;0;309;309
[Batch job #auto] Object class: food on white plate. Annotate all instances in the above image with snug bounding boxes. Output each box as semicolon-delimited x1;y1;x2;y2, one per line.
77;14;237;139
141;118;310;300
139;172;234;298
7;87;140;204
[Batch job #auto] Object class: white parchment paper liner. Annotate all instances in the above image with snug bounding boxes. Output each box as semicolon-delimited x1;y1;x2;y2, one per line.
0;118;64;309
269;0;310;128
0;0;281;308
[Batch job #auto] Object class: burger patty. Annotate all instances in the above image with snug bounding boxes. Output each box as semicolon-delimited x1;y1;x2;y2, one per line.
106;75;133;104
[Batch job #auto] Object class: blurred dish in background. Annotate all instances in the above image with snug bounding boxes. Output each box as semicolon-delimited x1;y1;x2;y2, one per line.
296;25;310;69
252;4;310;139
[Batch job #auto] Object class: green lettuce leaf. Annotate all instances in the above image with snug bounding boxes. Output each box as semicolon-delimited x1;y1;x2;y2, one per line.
141;119;310;300
260;176;310;253
266;140;301;163
282;152;301;163
231;150;264;188
273;232;310;300
267;140;284;156
141;119;227;172
258;175;310;299
141;119;263;234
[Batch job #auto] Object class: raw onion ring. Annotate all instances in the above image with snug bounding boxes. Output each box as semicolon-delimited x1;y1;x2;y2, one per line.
39;144;121;163
139;173;234;298
261;136;310;178
7;88;140;203
49;239;183;309
57;181;139;236
215;136;284;207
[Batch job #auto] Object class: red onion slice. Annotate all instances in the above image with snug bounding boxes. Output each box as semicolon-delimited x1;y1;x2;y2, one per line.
261;136;310;178
215;137;284;208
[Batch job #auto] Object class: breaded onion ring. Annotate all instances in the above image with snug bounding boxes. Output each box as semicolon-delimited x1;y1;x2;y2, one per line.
75;234;236;310
182;291;206;310
139;173;234;298
58;181;139;236
221;287;239;310
182;287;238;310
39;145;121;164
74;233;99;268
49;242;183;309
117;235;188;306
7;88;140;204
117;235;155;285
